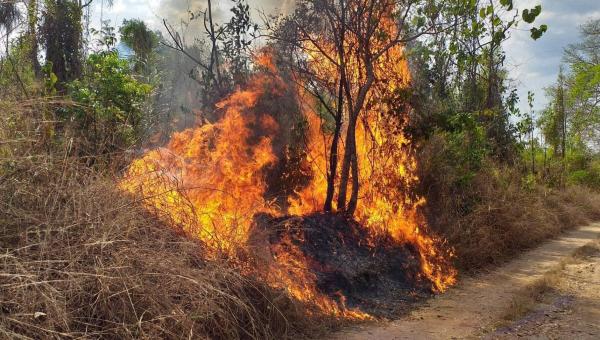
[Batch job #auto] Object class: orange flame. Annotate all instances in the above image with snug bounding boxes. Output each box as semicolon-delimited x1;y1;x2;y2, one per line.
287;7;457;291
120;14;455;316
119;58;280;254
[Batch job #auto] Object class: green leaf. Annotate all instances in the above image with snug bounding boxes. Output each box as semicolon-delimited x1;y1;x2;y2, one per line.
492;16;501;27
530;24;547;40
522;5;542;24
499;0;513;10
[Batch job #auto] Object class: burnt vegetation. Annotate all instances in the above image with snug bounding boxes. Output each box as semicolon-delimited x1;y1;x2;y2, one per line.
1;0;600;339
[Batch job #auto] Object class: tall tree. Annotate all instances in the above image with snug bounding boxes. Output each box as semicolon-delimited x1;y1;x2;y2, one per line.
279;0;447;215
42;0;84;86
119;19;159;73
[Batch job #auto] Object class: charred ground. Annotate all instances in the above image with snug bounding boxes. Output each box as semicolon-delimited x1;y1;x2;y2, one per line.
251;213;433;317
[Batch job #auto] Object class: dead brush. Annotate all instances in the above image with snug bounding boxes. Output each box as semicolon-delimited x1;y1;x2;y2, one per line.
418;137;600;271
452;174;600;270
0;98;331;339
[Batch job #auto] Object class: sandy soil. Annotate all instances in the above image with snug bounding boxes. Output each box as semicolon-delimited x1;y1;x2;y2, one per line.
332;223;600;340
488;241;600;339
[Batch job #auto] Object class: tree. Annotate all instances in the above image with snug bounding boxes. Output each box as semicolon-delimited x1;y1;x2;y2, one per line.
564;19;600;149
405;0;547;162
0;1;19;56
277;0;448;215
26;0;41;77
220;0;258;84
162;0;258;110
119;19;160;73
527;91;536;173
67;51;152;156
42;0;85;86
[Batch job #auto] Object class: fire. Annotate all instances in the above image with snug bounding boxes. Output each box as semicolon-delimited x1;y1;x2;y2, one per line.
119;59;280;254
120;7;456;317
287;5;457;291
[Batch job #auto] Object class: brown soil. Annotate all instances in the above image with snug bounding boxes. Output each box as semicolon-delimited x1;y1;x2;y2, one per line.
488;241;600;339
331;223;600;339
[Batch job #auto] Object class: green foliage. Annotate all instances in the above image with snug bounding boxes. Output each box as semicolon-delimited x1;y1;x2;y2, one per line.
521;173;536;191
65;52;152;152
220;0;258;83
530;24;548;40
42;62;58;95
537;19;599;187
0;36;37;98
442;112;489;185
566;161;600;188
522;5;542;23
92;21;118;51
119;19;160;72
42;0;84;85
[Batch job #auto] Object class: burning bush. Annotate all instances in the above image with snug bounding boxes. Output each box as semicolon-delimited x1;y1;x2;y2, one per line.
119;50;456;318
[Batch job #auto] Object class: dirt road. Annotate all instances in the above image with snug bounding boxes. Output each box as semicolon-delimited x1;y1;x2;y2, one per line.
333;223;600;340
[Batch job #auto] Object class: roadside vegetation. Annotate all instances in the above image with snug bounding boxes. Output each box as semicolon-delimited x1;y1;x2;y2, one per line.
1;0;600;338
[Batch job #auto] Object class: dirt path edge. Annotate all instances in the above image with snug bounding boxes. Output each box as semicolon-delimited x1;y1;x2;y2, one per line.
331;223;600;340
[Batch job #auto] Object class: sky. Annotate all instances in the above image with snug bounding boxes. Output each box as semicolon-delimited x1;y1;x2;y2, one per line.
94;0;600;114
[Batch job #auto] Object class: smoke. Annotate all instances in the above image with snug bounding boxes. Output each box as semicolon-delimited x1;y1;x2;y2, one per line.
158;0;297;28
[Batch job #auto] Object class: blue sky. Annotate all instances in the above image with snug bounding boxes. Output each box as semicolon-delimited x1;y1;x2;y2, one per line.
96;0;600;114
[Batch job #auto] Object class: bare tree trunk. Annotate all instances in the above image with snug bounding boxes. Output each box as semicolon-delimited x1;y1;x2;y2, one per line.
324;78;343;211
347;140;359;215
324;0;347;212
206;0;222;90
337;67;374;214
27;0;41;78
337;112;356;212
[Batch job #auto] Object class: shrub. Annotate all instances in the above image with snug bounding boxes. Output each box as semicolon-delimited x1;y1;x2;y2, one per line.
418;131;600;271
64;51;152;155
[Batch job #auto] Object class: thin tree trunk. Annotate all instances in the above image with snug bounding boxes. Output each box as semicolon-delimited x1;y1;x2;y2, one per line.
337;58;374;214
347;140;359;215
337;113;356;212
207;0;222;90
27;0;41;78
324;78;344;212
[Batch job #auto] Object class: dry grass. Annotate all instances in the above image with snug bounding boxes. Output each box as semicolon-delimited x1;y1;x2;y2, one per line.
501;268;561;321
0;99;332;339
418;135;600;271
449;177;600;270
571;241;600;259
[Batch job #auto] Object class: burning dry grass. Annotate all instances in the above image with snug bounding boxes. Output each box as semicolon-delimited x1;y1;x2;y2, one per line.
0;100;332;339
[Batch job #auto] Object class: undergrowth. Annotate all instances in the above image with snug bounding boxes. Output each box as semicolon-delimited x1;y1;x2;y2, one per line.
0;99;333;339
419;132;600;271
